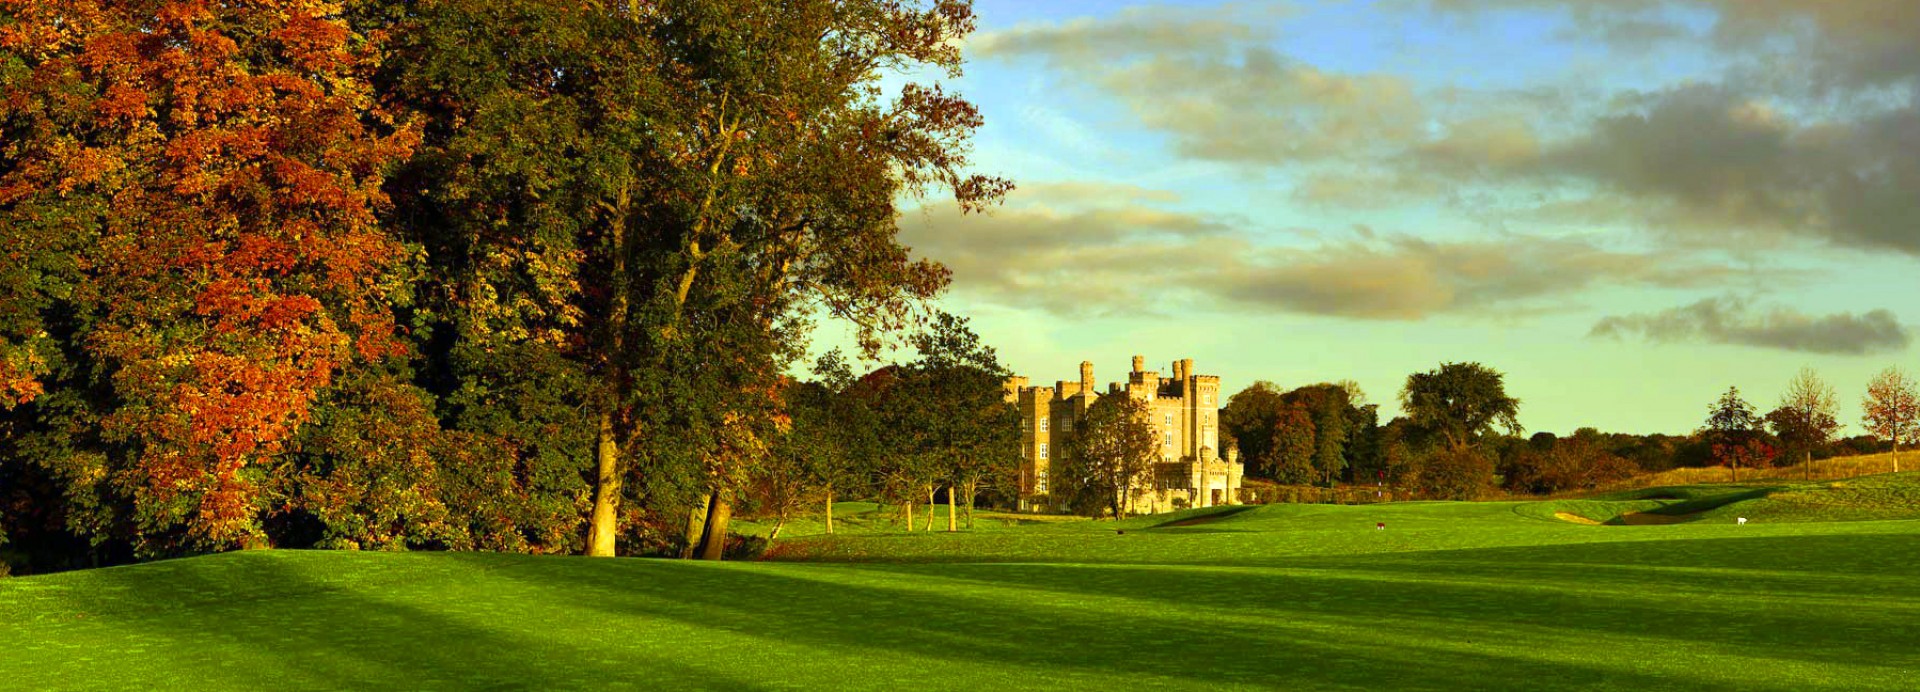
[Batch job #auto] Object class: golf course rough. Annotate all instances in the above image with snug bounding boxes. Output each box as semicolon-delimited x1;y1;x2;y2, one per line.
5;478;1920;690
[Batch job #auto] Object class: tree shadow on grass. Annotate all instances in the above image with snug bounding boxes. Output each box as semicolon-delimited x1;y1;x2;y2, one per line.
840;533;1920;677
468;554;1710;691
13;551;759;690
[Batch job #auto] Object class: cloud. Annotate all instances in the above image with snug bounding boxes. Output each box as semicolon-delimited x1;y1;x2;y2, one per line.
903;184;1733;320
973;5;1427;166
974;2;1920;262
1590;296;1912;355
1213;235;1728;320
1513;84;1920;255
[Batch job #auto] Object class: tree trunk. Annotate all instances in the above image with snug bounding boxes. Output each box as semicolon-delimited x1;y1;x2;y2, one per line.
586;410;622;557
824;488;834;535
925;485;936;531
1806;450;1812;481
681;493;711;559
903;501;912;532
697;491;733;561
946;486;957;532
768;516;786;543
586;184;632;558
963;480;977;530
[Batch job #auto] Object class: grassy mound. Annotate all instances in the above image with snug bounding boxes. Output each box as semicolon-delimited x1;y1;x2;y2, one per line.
1528;473;1920;526
6;494;1920;690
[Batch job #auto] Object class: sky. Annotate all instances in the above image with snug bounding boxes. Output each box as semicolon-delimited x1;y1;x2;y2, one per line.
828;0;1920;436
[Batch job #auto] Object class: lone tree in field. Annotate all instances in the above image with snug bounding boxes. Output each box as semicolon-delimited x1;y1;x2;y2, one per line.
1766;367;1840;480
1400;362;1522;451
1862;367;1920;474
1705;387;1771;483
1059;396;1160;520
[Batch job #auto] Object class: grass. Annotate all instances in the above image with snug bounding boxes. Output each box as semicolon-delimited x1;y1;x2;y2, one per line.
6;477;1920;690
1599;452;1914;490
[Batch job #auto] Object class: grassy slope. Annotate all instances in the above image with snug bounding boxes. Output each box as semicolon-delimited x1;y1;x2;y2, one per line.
6;480;1920;690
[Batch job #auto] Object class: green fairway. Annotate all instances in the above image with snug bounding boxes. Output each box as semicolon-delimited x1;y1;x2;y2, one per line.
7;478;1920;690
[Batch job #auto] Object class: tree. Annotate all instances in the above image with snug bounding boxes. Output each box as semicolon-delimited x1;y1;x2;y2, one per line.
1283;384;1353;487
1766;367;1840;480
1058;396;1159;520
1400;362;1522;451
1266;404;1317;485
1704;387;1772;482
1221;381;1287;476
1862;367;1920;474
2;0;419;555
908;315;1019;531
377;0;1006;556
1503;432;1635;494
1415;446;1494;500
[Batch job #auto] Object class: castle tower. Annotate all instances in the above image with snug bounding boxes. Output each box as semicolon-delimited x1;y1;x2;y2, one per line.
1080;360;1094;393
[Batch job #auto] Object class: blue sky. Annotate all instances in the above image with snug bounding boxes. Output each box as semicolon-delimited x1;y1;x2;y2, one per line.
834;0;1920;435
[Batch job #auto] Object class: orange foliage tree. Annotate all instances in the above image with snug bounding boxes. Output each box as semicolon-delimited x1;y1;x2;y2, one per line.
0;0;416;553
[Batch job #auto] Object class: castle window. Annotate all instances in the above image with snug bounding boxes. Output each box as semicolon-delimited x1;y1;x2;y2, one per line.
1164;413;1173;426
1021;419;1029;432
1040;418;1049;432
1040;443;1049;459
1036;471;1049;494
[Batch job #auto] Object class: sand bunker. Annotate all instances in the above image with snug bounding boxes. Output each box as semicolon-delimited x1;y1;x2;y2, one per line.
1553;512;1602;525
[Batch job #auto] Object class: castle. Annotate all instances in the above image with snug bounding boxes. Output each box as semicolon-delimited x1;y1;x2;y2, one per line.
1005;356;1243;513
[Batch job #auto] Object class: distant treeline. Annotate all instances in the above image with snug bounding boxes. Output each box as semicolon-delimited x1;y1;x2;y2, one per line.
1223;364;1913;499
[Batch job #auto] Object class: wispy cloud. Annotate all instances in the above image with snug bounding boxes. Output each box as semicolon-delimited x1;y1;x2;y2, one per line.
904;185;1737;320
1590;296;1912;355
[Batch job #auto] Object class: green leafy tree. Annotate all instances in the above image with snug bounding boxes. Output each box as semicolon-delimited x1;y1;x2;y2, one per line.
1058;396;1159;519
1221;381;1286;476
1283;384;1354;487
1401;362;1523;451
376;0;1006;556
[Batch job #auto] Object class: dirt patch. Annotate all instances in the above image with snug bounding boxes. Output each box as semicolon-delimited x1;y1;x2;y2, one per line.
1617;511;1690;525
1553;512;1601;525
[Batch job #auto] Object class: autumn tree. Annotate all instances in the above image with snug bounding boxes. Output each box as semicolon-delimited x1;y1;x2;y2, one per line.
1267;404;1317;485
1862;367;1920;474
1;0;419;555
1058;396;1159;519
1766;367;1840;480
1704;387;1772;483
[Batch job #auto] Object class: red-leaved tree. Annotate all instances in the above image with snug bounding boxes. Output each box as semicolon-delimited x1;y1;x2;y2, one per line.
0;1;416;553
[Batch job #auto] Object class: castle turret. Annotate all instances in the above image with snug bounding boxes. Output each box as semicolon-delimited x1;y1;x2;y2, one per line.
1132;355;1145;373
1080;360;1094;393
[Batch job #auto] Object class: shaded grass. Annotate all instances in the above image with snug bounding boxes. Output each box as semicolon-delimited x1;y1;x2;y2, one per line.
6;483;1920;690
